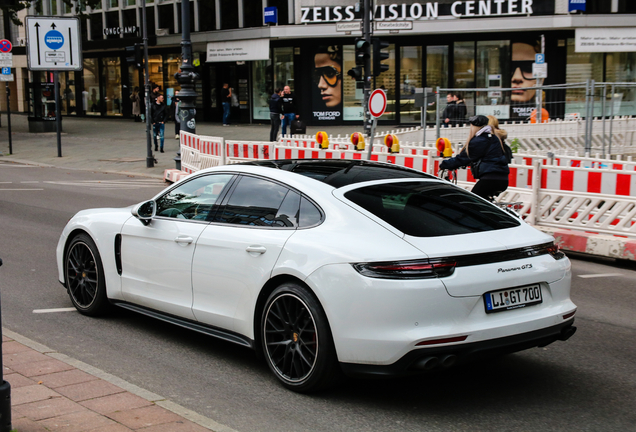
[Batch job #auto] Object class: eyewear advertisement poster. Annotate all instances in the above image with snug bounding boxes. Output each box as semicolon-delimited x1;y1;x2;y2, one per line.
311;45;343;123
510;39;542;120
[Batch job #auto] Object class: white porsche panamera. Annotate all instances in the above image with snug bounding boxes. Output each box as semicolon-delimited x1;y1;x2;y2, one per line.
56;160;577;392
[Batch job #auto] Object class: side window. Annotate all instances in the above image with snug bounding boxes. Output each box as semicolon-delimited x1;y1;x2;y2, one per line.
155;174;234;221
217;176;296;227
299;197;322;227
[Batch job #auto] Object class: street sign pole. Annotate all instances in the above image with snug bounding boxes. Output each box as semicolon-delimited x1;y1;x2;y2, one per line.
5;82;11;155
366;89;387;160
54;71;62;157
141;0;154;168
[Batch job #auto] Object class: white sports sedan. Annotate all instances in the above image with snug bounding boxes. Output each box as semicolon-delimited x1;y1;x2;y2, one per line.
56;160;576;392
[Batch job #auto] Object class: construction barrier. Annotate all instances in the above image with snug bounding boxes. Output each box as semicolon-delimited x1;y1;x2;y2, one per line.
225;141;274;161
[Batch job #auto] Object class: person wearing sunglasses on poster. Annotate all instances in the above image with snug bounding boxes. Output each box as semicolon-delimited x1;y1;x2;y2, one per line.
511;41;540;103
313;46;342;108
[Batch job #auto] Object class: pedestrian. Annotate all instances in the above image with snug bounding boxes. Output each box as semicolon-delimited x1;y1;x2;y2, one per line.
269;88;283;142
281;85;299;137
455;92;467;126
221;83;231;126
172;90;181;139
149;84;161;105
439;115;510;201
131;87;141;122
442;92;457;127
151;94;168;153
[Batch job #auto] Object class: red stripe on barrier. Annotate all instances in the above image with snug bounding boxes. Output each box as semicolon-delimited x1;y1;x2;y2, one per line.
353;152;362;160
588;172;601;193
509;167;517;187
387;155;396;164
299;150;305;159
371;154;378;161
312;151;320;159
325;152;333;159
524;157;532;165
540;168;547;189
560;170;574;191
612;164;623;170
571;160;581;167
467;168;475;182
285;149;292;159
434;160;439;176
405;157;414;168
616;174;631;196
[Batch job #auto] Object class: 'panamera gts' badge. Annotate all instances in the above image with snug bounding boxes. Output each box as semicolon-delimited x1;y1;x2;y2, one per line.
498;264;533;273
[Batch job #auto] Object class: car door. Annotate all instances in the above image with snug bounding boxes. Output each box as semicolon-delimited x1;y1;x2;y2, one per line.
191;175;301;335
120;173;235;319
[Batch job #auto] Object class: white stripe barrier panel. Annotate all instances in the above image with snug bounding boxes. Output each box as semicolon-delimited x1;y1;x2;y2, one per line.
199;153;223;170
180;144;201;174
180;131;200;151
199;136;224;158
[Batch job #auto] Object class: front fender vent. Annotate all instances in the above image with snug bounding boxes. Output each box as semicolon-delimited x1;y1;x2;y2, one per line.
115;234;122;275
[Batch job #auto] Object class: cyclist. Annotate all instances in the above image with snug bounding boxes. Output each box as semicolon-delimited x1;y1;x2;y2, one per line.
439;115;510;201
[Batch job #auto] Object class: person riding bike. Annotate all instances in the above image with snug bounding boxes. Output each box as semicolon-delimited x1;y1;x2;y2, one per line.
439;115;510;201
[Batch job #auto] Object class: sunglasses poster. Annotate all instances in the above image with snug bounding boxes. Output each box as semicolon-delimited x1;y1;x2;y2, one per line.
510;39;541;120
312;45;343;123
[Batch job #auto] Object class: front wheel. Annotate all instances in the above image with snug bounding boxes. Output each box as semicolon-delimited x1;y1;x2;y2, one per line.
261;283;340;392
64;234;110;316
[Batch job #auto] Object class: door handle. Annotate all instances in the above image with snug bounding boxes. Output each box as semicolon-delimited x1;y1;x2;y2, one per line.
246;245;267;254
174;236;194;244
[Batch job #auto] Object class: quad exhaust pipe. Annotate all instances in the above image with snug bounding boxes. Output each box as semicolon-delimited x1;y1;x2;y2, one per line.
559;326;577;341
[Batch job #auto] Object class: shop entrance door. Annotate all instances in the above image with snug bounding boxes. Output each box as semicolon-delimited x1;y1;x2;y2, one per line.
207;63;250;124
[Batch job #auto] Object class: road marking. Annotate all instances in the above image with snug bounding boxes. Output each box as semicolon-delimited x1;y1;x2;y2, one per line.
20;181;40;183
578;273;623;279
33;307;77;314
0;188;44;191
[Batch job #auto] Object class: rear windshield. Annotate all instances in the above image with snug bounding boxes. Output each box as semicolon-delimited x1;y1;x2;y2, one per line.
344;182;520;237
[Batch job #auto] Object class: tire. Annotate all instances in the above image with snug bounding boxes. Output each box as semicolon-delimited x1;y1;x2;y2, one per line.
64;234;110;316
261;282;340;392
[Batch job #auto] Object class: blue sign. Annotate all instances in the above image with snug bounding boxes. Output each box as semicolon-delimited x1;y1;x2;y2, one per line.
535;53;545;64
569;0;586;12
44;30;64;50
264;6;278;24
1;67;10;75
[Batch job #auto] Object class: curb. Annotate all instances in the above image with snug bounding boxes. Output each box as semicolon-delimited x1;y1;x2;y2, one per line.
537;227;636;261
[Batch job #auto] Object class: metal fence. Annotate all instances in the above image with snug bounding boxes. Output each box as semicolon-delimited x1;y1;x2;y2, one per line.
434;81;636;157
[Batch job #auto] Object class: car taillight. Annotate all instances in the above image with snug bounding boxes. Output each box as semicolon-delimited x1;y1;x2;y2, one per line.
547;243;565;260
352;258;456;279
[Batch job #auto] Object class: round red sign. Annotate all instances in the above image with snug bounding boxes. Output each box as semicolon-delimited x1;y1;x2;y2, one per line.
369;89;387;118
0;39;12;53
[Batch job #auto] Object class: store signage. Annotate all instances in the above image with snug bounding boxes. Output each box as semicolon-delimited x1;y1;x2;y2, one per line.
575;28;636;53
336;22;362;32
0;74;14;82
300;1;536;23
476;105;510;119
568;0;586;12
103;26;139;36
264;7;278;24
206;39;270;62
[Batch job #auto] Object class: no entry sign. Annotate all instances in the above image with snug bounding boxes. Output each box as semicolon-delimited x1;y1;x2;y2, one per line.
369;89;387;118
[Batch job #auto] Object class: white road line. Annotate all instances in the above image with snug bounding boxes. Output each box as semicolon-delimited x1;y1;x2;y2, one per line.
0;182;13;184
20;181;40;183
0;188;44;191
578;273;624;279
33;307;78;314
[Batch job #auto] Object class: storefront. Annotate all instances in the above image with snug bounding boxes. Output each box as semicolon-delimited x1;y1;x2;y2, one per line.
9;0;636;126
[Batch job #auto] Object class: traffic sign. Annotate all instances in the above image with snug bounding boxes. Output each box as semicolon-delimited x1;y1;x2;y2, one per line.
369;89;387;118
1;67;11;74
535;53;545;64
0;39;12;53
0;74;14;82
26;16;82;71
0;53;12;68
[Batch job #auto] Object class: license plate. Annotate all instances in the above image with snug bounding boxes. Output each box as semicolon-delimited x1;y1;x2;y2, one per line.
484;284;543;313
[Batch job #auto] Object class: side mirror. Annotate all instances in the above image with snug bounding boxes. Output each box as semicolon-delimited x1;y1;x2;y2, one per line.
131;200;156;225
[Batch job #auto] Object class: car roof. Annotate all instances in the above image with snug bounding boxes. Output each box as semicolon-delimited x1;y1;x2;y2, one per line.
238;159;435;188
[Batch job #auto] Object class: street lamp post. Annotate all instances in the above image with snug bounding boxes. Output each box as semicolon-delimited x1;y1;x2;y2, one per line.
141;0;154;168
175;0;199;138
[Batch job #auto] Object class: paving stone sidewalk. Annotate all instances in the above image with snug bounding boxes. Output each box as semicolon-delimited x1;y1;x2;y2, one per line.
3;330;229;432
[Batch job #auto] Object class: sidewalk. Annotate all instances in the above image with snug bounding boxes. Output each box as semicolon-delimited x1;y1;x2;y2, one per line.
3;329;237;432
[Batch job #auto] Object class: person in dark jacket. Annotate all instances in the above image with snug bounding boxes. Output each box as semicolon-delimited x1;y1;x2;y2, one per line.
281;85;299;136
439;115;510;200
442;93;457;127
269;88;283;142
455;92;467;125
151;94;168;153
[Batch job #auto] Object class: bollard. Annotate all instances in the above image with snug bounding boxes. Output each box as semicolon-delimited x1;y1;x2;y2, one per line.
0;258;11;432
174;153;181;170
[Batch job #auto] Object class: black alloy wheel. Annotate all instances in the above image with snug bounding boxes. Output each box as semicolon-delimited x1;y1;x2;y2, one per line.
65;234;109;316
262;283;339;392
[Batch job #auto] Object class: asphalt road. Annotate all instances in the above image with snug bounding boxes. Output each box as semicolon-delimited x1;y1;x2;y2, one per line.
1;162;635;432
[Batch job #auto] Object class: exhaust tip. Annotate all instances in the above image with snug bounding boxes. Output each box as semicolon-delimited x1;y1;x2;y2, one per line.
559;326;577;341
414;356;439;370
440;354;457;368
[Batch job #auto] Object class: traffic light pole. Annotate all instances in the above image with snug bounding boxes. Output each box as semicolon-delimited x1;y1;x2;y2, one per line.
141;0;154;168
363;0;372;137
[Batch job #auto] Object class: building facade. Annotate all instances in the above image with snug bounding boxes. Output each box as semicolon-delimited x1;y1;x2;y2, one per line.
1;0;635;125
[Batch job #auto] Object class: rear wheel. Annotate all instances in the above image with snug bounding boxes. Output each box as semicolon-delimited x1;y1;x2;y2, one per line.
64;234;109;316
261;283;339;392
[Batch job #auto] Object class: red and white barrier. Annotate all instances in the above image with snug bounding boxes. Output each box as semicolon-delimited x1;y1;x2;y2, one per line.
225;141;274;161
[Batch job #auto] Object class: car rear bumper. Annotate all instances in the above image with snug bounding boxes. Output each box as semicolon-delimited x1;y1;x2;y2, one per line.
340;319;576;378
